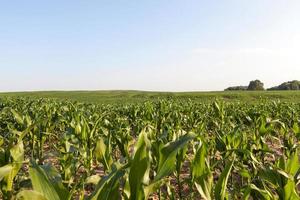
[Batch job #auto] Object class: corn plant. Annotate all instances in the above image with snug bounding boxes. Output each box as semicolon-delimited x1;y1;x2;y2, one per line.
0;97;298;199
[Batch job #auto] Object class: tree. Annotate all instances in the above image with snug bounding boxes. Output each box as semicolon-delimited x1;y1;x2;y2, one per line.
268;80;300;90
224;86;248;91
247;80;264;90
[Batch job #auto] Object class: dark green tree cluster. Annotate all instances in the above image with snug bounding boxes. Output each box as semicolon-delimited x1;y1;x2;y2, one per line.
268;80;300;90
225;80;265;91
225;80;300;91
224;86;248;91
247;80;264;90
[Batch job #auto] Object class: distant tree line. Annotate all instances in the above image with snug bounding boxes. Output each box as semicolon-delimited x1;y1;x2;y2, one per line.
225;86;248;91
268;80;300;90
225;80;300;91
225;80;265;91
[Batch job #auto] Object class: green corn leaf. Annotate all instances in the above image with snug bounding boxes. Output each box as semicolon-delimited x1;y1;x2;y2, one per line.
0;136;4;147
259;168;281;188
214;158;234;200
11;109;24;125
129;130;151;200
286;150;299;177
94;137;111;171
39;164;71;200
192;141;213;200
88;163;128;200
10;141;24;163
123;174;130;199
243;184;272;200
239;169;251;179
292;123;299;134
192;141;207;181
144;179;166;199
86;175;101;185
284;179;299;200
176;144;188;174
0;164;13;181
29;162;62;200
16;190;48;200
154;132;195;182
6;142;24;191
195;179;213;200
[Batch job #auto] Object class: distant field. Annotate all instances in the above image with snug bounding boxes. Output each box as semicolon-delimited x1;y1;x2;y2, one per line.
1;90;300;103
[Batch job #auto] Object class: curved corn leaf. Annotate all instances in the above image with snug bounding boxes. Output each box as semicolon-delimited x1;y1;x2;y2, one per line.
0;164;13;181
243;184;272;200
11;109;24;125
88;163;128;200
192;141;213;200
214;159;234;200
286;150;299;177
129;130;151;200
16;190;48;200
154;132;195;182
6;142;24;191
29;161;70;200
94;137;111;171
284;179;299;200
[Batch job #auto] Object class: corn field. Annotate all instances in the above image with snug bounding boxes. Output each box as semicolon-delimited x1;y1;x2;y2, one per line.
0;98;300;200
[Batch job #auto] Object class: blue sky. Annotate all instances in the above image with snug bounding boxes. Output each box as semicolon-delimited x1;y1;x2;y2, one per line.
1;0;300;91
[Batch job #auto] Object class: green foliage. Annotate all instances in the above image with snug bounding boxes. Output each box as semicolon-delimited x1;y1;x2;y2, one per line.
247;79;265;90
3;90;300;104
268;80;300;90
214;159;234;200
129;130;151;200
224;86;248;91
28;161;71;200
0;97;299;199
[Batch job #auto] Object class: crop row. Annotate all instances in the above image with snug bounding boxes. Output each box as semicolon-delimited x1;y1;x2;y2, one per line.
0;98;299;199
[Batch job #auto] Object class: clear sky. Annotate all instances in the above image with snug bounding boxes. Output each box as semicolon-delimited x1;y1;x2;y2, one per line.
1;0;300;92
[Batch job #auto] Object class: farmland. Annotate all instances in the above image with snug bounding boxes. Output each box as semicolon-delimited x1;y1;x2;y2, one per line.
1;90;300;103
0;92;300;199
